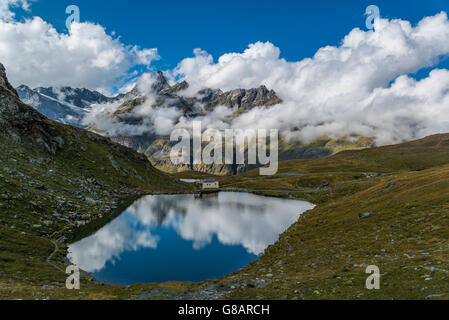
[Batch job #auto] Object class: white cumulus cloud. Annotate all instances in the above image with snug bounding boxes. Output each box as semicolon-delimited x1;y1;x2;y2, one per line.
4;1;449;146
172;13;449;144
0;2;159;93
0;0;30;21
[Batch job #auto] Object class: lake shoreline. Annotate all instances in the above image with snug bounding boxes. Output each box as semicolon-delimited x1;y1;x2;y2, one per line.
65;190;315;287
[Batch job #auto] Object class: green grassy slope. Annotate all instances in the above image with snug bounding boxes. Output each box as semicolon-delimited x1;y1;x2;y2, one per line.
3;130;448;300
0;84;189;297
216;134;449;299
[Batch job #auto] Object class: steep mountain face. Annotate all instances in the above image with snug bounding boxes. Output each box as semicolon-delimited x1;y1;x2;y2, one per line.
1;82;62;156
16;85;115;128
147;135;374;175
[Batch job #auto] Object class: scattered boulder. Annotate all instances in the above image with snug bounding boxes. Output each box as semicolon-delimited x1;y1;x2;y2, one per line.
383;182;396;192
358;212;372;219
42;285;56;290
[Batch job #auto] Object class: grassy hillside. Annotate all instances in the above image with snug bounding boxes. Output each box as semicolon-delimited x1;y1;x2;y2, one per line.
2;129;449;299
216;134;449;299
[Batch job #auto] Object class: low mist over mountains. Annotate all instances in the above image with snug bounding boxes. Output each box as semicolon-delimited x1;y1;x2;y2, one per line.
15;71;282;131
104;72;283;150
111;71;282;119
14;71;373;175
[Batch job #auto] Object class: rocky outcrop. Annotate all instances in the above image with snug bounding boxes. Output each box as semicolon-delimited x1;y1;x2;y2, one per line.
0;63;18;97
0;71;65;154
160;80;189;96
112;97;148;118
199;85;282;113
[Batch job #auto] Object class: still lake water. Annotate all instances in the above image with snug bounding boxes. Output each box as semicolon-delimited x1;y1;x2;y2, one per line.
67;192;314;285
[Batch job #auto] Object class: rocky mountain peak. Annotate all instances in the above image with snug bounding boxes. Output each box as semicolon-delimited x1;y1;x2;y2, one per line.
152;71;170;93
201;84;282;112
0;63;18;98
159;80;189;96
110;76;283;120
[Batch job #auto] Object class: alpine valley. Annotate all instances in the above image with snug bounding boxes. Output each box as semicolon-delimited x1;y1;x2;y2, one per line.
1;61;449;300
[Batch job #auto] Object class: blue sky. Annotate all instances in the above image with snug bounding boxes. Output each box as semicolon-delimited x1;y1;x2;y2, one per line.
4;0;449;146
13;0;449;71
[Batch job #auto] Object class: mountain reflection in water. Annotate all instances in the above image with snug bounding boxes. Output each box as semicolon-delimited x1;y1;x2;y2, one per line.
68;192;314;284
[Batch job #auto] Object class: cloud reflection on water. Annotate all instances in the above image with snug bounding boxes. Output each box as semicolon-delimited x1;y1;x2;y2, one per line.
68;192;314;273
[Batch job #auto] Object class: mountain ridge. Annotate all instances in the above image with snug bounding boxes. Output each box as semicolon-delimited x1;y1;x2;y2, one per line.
110;73;283;117
13;72;374;176
16;85;118;128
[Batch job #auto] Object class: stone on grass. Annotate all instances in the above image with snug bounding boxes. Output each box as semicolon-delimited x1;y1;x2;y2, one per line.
358;212;372;219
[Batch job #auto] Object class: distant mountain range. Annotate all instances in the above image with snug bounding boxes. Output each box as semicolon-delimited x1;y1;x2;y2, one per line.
104;72;284;158
15;73;373;175
15;85;117;128
101;73;373;175
15;71;281;129
112;71;282;118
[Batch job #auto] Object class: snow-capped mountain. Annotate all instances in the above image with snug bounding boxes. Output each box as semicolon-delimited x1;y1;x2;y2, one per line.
16;85;114;128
